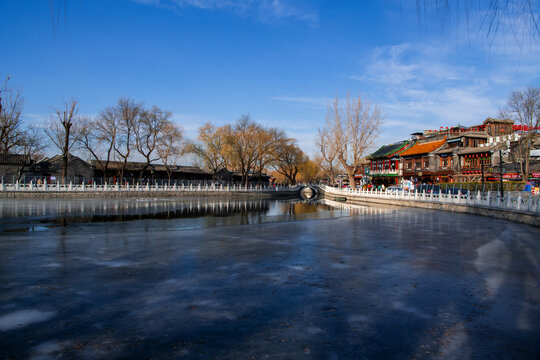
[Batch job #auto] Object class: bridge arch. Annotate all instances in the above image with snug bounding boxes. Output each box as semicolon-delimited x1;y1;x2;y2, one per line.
300;185;319;200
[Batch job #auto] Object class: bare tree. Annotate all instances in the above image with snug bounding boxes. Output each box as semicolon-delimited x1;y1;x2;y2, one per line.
298;159;321;184
114;98;142;180
0;76;9;114
253;127;285;184
157;121;185;184
190;123;228;178
135;106;171;180
94;106;118;180
315;128;340;186
16;127;45;181
273;139;306;185
0;88;24;154
45;100;81;183
501;86;540;181
226;115;260;186
320;93;383;189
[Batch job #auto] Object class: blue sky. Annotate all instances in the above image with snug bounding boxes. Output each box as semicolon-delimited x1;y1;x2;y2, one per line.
1;0;539;159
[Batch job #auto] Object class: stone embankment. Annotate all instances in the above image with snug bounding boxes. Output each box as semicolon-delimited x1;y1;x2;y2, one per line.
319;185;540;227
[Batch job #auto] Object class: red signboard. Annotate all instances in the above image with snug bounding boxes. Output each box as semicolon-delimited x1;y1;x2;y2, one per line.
503;173;521;179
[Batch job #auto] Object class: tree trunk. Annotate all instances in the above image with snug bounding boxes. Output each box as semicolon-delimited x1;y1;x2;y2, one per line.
62;153;68;184
62;123;71;184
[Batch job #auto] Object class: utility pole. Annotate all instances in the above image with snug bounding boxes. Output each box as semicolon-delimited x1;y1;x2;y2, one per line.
499;149;504;198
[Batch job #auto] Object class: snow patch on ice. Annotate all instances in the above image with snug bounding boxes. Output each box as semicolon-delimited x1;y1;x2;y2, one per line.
306;326;325;335
347;314;369;324
94;260;133;268
29;341;64;360
393;301;432;319
287;265;306;271
0;309;55;331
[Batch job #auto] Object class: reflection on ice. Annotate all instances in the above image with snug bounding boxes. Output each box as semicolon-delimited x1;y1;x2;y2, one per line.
0;198;358;232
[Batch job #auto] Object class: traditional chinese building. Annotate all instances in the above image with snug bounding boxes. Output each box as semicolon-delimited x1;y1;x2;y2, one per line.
399;138;447;183
483;117;514;137
368;140;411;186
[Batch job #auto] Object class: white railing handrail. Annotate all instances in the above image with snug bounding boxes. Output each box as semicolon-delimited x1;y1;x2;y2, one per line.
0;180;301;194
318;184;540;215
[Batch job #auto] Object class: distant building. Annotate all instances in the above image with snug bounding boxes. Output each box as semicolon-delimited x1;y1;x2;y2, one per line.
91;160;212;183
28;154;94;181
0;153;33;180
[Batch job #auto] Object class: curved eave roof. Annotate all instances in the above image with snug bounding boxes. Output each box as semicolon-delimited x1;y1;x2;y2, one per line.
399;138;446;157
369;141;409;159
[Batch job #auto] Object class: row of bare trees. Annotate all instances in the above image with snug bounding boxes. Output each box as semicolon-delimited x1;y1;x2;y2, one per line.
0;81;186;183
0;80;309;185
192;115;309;185
55;98;186;182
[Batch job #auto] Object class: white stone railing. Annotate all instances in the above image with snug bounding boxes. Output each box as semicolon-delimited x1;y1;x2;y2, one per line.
319;184;540;214
0;180;300;193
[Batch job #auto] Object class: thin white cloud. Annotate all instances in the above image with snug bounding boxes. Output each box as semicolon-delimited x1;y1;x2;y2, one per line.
270;96;332;109
134;0;318;25
351;39;539;147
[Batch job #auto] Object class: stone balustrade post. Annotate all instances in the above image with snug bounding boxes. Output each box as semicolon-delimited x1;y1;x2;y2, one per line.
517;193;522;211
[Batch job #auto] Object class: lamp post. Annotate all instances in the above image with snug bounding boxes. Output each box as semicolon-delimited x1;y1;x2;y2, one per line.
481;159;485;194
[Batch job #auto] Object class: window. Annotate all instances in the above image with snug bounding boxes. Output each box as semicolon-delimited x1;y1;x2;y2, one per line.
423;159;429;169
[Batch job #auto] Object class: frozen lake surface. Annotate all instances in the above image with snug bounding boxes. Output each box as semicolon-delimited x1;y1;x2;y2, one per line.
0;198;539;359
